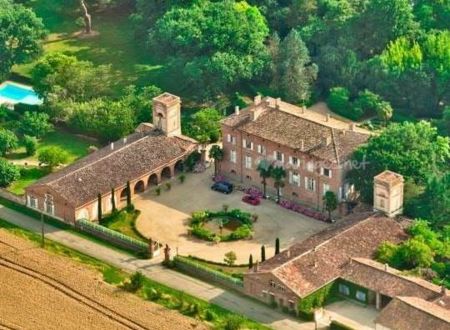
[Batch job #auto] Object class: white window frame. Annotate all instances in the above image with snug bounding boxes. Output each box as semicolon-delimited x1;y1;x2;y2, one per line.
227;134;231;143
257;144;266;155
274;151;284;163
243;139;253;150
307;161;314;172
27;195;38;209
230;150;237;163
289;171;301;186
245;155;252;169
289;156;299;168
305;177;316;192
321;167;332;178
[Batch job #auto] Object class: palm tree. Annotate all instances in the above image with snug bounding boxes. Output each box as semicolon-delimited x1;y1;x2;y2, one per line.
257;159;273;198
271;166;286;203
209;145;224;176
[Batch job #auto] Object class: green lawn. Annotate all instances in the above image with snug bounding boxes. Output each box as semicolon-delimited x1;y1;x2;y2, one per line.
101;209;147;242
7;167;49;195
5;129;96;195
13;0;170;96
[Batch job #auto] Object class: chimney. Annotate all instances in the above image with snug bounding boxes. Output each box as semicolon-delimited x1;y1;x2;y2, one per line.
286;249;290;258
235;106;240;115
254;95;262;105
384;263;389;271
300;140;305;151
441;286;448;296
342;130;346;136
322;136;332;146
349;123;356;131
300;106;305;114
253;261;259;272
123;137;127;144
275;98;281;109
110;142;114;150
325;113;331;122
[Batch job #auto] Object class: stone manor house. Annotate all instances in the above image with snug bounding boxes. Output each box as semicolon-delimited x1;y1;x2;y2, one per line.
25;93;197;223
220;96;371;209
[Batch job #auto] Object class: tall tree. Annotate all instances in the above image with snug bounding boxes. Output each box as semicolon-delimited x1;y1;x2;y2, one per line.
323;191;338;221
271;166;286;203
97;193;102;221
149;0;269;94
0;129;18;156
274;29;318;103
79;0;92;34
257;159;273;198
380;32;450;116
348;121;450;202
261;245;266;262
248;254;253;269
275;238;280;255
209;145;224;176
111;187;116;212
126;181;132;208
0;0;46;79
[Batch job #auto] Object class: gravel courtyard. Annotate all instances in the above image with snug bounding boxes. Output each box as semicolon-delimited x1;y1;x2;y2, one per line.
134;169;328;263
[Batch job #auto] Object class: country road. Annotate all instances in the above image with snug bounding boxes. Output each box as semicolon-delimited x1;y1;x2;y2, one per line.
0;205;314;330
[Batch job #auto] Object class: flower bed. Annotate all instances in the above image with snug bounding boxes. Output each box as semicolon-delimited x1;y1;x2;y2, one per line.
279;199;328;222
189;209;254;242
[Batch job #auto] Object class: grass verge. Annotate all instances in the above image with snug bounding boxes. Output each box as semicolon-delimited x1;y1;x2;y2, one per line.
0;218;267;329
101;209;146;242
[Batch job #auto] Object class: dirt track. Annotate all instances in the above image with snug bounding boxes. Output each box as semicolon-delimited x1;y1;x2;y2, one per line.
0;229;206;330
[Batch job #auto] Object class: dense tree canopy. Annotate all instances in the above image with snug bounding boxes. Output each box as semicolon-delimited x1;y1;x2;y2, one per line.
0;0;46;79
347;121;450;202
149;0;269;95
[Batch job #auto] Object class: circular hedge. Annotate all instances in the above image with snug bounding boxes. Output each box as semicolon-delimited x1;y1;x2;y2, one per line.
189;209;254;242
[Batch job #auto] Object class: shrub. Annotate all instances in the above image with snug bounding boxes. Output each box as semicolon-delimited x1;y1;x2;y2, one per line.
224;251;237;266
145;287;162;301
223;315;244;330
165;182;171;190
0;129;18;156
330;320;355;330
122;271;145;292
328;87;350;115
205;309;216;321
179;174;186;183
191;225;215;241
38;146;69;170
155;187;161;196
20;111;53;138
23;135;38;156
0;159;20;187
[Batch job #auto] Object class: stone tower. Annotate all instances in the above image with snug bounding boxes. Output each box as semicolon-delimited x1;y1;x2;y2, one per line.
152;92;182;136
373;170;404;217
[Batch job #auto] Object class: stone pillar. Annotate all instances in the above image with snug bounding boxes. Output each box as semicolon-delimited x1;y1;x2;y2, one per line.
376;292;381;310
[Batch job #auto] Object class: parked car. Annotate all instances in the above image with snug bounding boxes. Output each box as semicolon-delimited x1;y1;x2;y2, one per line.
242;194;260;205
211;181;233;194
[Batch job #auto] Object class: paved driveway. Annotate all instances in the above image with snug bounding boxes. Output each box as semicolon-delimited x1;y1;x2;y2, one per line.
134;169;328;263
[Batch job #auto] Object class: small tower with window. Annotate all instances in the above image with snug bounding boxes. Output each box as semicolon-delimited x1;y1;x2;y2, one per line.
152;92;182;136
373;170;404;217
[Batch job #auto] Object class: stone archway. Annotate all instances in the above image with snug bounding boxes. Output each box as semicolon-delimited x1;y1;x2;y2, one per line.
161;166;172;181
120;188;128;201
148;173;158;187
134;180;145;194
174;159;184;174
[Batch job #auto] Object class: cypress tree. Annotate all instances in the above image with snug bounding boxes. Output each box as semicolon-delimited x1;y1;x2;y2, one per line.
97;193;102;222
249;254;253;269
126;181;132;208
275;237;280;255
261;245;266;262
111;187;116;212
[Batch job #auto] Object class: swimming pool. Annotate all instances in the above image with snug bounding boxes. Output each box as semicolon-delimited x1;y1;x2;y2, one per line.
0;81;43;106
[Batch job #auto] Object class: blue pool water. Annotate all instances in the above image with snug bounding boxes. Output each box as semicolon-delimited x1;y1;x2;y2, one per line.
0;82;42;105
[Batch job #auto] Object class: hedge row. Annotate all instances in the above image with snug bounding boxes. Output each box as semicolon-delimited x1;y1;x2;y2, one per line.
173;256;243;287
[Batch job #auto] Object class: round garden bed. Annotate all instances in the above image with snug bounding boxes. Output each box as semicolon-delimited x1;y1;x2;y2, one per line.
189;209;255;242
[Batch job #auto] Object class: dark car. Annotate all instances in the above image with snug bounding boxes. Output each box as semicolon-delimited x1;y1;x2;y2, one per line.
211;181;233;194
242;194;261;205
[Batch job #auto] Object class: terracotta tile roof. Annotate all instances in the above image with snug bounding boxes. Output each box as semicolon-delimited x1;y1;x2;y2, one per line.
222;98;370;164
375;296;450;330
28;129;196;207
247;214;411;298
343;258;442;300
